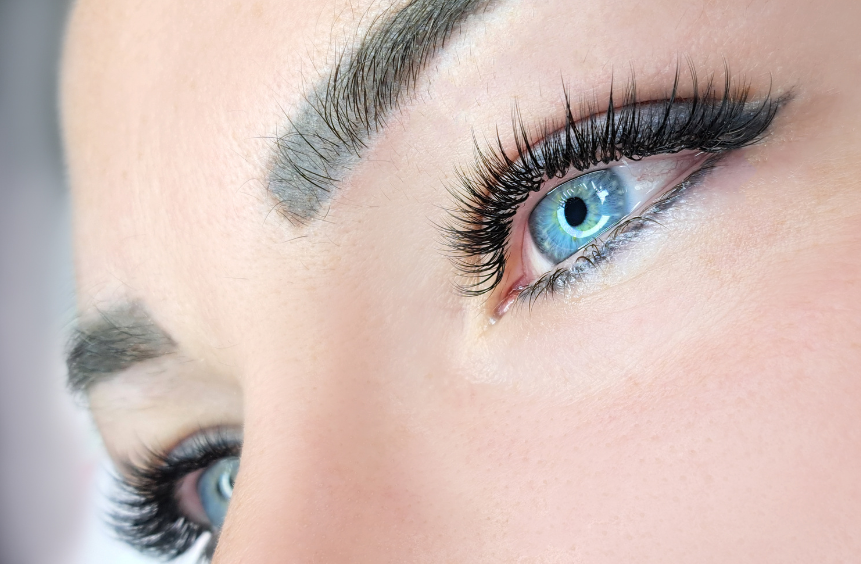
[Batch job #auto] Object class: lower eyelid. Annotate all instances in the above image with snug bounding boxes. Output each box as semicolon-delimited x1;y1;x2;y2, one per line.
508;156;725;309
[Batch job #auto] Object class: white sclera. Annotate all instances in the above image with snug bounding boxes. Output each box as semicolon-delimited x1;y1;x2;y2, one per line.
614;153;704;211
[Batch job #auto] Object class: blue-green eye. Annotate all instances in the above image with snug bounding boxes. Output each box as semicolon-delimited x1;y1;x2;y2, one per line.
528;169;631;265
197;457;239;530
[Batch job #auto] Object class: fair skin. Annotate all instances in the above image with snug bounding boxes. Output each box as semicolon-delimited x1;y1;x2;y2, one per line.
62;0;861;562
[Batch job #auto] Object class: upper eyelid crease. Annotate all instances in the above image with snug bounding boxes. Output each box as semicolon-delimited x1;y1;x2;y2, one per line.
444;65;789;298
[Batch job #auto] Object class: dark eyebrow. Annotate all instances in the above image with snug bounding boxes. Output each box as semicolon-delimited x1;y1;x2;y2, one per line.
268;0;495;223
66;303;176;395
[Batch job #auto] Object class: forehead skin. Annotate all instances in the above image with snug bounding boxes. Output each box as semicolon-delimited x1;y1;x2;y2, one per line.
63;0;861;562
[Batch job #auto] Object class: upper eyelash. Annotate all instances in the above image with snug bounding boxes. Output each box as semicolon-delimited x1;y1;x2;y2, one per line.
444;64;787;297
111;428;242;561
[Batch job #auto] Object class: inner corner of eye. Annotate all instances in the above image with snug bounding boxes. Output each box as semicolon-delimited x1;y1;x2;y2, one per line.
176;467;208;525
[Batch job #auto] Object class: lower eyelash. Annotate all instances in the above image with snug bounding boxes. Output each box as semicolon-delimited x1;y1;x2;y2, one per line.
515;156;724;307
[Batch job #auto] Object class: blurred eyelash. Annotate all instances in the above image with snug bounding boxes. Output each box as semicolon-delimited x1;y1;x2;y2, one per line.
445;63;787;297
111;428;241;562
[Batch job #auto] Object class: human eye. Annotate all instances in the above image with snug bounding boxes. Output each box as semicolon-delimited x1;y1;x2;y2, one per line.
446;67;787;318
525;154;704;270
112;427;242;562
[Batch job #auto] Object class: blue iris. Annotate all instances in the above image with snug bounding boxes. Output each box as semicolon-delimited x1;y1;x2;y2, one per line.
197;457;239;529
528;169;630;265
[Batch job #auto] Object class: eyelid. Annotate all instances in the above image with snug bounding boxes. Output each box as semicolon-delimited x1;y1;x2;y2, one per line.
169;426;243;459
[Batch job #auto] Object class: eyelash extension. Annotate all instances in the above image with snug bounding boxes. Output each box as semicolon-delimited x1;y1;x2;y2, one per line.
445;64;787;297
111;428;241;561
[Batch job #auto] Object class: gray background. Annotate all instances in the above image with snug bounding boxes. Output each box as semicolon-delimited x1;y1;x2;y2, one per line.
0;0;80;561
0;1;196;562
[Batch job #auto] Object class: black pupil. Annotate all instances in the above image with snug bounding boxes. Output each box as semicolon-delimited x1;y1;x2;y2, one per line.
563;197;588;227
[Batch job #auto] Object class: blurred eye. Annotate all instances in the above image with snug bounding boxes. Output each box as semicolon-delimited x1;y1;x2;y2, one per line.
197;457;239;530
521;153;705;277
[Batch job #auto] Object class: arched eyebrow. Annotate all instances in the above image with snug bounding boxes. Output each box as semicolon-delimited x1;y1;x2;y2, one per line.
268;0;496;224
66;303;176;395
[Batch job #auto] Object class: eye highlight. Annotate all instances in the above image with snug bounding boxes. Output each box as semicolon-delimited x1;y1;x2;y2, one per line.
529;169;626;265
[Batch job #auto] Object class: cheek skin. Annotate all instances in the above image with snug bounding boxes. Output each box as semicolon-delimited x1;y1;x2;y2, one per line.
458;382;857;561
218;333;860;563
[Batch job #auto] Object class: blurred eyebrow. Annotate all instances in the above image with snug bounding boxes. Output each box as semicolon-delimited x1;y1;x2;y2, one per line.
66;303;176;395
268;0;495;223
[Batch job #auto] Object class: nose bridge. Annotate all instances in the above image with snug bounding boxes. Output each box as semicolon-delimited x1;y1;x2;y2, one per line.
208;255;475;562
213;337;451;563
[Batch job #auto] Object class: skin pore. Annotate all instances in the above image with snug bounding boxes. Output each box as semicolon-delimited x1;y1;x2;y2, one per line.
62;0;861;562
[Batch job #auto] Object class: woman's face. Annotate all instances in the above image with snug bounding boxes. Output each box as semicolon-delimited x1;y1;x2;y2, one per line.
61;0;861;561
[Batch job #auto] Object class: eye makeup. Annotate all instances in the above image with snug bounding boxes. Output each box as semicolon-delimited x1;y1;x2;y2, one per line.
445;66;787;310
111;427;242;561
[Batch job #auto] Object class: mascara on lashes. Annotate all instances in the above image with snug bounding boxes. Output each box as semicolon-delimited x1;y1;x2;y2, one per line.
445;70;786;298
